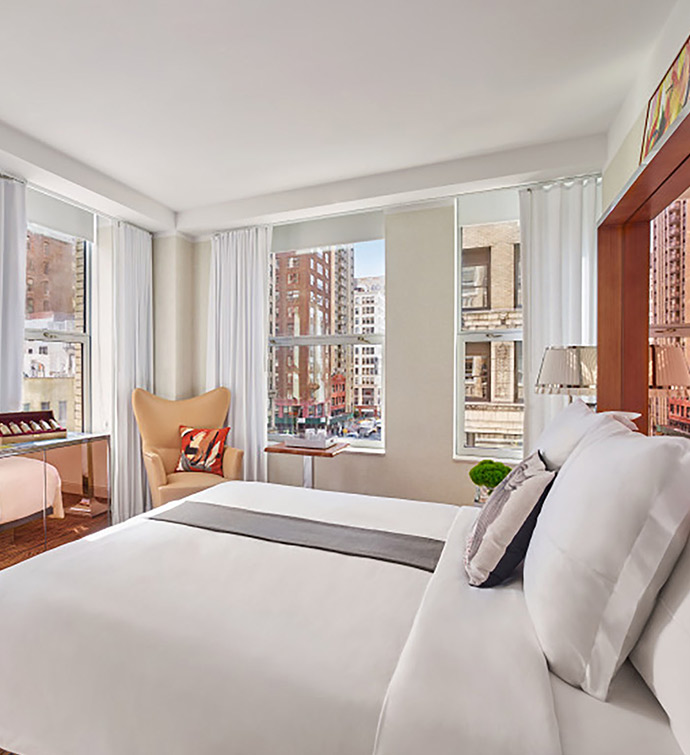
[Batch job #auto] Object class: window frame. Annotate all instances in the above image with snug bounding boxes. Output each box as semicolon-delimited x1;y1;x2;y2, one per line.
24;224;93;433
268;244;385;450
454;203;523;461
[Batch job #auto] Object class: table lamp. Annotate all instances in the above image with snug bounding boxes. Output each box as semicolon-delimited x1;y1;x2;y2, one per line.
649;343;690;393
535;345;597;401
649;343;690;431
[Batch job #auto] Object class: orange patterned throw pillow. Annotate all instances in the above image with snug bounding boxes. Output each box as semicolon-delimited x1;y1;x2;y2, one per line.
176;426;229;476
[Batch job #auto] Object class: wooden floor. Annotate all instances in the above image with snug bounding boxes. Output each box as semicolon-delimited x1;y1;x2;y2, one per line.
0;493;109;571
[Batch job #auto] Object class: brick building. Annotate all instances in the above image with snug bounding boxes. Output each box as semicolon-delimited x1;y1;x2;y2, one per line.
23;230;85;429
269;246;358;432
649;200;690;428
461;221;523;448
669;397;690;432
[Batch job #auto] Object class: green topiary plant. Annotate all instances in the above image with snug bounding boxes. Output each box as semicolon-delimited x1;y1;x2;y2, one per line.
469;459;512;491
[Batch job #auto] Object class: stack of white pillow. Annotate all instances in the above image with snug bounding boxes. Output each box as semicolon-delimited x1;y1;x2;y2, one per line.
466;398;690;737
525;400;690;701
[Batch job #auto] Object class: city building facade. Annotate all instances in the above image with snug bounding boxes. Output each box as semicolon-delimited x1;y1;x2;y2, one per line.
353;276;384;417
460;221;523;449
650;200;690;429
23;230;85;429
268;243;384;439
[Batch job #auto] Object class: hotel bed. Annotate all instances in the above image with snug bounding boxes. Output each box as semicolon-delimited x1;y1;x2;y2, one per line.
0;457;63;531
0;481;684;755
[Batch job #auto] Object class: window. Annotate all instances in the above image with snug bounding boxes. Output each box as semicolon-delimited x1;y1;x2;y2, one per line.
461;248;490;309
456;214;522;455
23;226;91;432
268;242;385;446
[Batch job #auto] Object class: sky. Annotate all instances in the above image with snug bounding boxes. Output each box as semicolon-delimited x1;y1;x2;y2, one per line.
353;239;385;279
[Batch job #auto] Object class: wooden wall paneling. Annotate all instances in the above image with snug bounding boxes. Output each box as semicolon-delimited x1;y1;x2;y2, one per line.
599;109;690;433
597;225;624;412
629;153;690;224
597;222;650;429
621;222;651;431
602;113;690;226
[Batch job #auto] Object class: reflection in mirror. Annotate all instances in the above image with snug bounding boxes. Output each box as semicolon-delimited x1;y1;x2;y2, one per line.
0;438;110;572
649;197;690;436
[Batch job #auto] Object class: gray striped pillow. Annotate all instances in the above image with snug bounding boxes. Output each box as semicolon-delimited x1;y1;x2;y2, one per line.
464;452;555;588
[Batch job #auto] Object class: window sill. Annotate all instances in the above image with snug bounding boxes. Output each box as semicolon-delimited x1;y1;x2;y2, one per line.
453;452;520;464
343;445;385;456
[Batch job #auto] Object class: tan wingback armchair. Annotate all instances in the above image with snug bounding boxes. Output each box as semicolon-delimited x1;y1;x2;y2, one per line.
132;387;244;508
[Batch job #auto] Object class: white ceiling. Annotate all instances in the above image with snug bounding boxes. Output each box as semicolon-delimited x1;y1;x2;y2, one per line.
0;0;677;218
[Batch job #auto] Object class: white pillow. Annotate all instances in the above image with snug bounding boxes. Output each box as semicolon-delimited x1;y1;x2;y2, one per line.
600;410;641;431
524;416;690;700
534;399;640;470
632;536;690;755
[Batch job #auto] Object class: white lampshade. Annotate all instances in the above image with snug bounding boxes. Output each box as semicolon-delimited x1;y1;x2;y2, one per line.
535;346;597;395
649;344;690;391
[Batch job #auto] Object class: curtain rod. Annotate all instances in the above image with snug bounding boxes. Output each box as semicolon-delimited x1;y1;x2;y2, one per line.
520;173;601;193
0;172;26;184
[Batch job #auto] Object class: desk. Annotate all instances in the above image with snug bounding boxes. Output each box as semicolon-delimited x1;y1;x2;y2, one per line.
0;431;110;532
265;442;348;488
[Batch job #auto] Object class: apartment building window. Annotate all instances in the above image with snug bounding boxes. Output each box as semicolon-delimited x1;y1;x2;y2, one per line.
461;248;490;309
23;226;91;432
268;241;385;447
456;212;523;455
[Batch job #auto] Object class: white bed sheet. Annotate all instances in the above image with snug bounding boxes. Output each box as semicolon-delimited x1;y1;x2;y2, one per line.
0;456;63;525
374;506;562;755
0;481;682;755
551;661;683;755
0;481;457;755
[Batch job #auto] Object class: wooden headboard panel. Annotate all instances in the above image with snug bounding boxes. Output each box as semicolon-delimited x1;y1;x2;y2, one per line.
598;113;690;433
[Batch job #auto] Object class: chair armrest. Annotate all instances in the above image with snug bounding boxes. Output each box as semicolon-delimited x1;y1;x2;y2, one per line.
142;450;167;489
222;447;244;480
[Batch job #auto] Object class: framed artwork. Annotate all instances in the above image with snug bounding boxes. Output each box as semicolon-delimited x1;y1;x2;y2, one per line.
641;35;690;162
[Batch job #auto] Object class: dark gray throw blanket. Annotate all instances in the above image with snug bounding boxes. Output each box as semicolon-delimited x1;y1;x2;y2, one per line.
152;501;445;572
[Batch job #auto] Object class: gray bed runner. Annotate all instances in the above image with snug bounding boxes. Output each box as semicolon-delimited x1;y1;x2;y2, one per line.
152;500;445;572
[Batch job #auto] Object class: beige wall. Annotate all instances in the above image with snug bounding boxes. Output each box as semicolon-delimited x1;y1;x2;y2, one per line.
185;208;476;505
268;205;476;505
602;0;690;210
602;110;646;211
153;234;195;400
192;239;212;395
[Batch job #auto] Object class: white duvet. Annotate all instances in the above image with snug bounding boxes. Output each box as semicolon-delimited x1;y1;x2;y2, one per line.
0;457;64;525
0;482;676;755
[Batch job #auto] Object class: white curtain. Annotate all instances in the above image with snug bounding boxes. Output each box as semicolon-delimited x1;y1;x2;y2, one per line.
206;226;271;481
111;221;153;523
0;178;26;411
519;176;600;452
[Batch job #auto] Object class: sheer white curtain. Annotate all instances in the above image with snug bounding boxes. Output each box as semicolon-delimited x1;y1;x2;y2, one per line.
206;226;271;481
0;178;26;411
519;176;600;452
111;221;153;523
